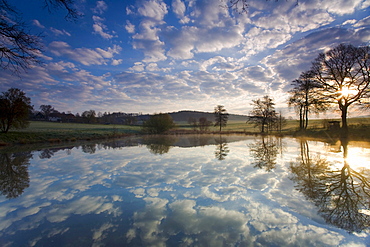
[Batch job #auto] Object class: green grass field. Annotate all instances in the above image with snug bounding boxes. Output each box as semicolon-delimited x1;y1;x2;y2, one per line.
0;118;369;145
0;121;141;145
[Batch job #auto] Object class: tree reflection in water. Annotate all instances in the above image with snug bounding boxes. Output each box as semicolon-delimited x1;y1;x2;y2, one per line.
214;135;229;160
144;136;177;155
290;138;370;233
0;152;32;198
248;136;280;171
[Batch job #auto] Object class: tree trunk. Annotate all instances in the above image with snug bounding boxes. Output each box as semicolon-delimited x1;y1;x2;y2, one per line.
304;105;309;129
341;105;348;131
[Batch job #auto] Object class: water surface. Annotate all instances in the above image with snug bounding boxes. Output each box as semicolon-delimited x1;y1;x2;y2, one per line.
0;135;369;246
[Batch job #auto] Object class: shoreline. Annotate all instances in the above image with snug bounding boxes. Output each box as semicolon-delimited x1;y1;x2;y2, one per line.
1;120;369;148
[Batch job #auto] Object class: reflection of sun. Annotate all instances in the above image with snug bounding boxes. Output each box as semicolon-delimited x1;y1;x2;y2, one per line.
345;147;370;170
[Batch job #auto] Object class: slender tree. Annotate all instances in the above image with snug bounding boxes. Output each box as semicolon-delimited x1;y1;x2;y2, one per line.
214;105;229;132
288;71;328;130
310;44;370;131
0;88;33;133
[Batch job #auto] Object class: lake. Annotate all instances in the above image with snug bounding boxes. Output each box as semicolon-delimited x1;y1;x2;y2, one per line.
0;135;369;246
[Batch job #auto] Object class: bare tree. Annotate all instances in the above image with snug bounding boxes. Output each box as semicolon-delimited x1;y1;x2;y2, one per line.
288;71;328;130
199;117;212;131
249;95;277;133
0;0;80;73
310;44;370;131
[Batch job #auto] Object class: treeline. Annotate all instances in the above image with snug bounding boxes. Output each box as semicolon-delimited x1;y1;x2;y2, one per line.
31;106;149;125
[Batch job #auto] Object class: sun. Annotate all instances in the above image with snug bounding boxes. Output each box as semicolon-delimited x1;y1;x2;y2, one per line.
339;87;357;98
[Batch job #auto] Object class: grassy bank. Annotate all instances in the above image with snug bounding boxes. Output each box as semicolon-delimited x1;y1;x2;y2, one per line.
0;121;141;145
1;118;369;146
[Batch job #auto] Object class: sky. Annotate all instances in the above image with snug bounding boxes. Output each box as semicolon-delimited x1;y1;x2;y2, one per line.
1;0;370;116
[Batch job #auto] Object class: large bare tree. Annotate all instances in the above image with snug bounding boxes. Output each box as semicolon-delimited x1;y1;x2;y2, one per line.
310;44;370;130
0;0;79;73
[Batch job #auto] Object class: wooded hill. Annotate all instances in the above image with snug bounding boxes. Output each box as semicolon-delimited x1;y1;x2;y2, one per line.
167;110;249;123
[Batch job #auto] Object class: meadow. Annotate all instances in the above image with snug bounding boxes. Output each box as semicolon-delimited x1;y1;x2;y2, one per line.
0;117;369;145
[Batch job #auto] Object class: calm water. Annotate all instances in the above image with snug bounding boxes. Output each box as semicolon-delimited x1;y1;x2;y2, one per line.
0;135;369;246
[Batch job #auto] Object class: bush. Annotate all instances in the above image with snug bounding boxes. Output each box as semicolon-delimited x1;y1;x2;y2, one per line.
142;113;175;134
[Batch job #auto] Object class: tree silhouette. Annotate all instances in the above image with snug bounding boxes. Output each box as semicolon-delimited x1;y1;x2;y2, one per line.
0;0;80;73
39;104;55;120
249;95;277;133
310;44;370;131
0;152;32;198
142;113;175;134
214;105;229;132
0;88;33;133
288;71;328;130
290;139;370;232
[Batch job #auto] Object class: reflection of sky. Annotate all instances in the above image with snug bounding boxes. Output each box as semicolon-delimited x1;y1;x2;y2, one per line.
0;137;369;246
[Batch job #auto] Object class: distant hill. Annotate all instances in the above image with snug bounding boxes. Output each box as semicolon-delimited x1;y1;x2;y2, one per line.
167;110;249;123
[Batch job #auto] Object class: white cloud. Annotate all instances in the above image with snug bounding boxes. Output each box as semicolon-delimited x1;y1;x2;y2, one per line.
48;41;121;66
111;59;122;66
92;15;114;39
92;1;108;14
125;20;135;33
50;27;71;36
32;19;45;28
137;0;168;21
172;0;190;24
132;20;167;62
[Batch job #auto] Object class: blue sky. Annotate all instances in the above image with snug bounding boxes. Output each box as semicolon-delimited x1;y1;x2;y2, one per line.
1;0;370;116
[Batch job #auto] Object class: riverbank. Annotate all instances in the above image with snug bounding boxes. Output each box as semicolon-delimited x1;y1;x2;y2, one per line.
0;121;140;146
1;120;369;146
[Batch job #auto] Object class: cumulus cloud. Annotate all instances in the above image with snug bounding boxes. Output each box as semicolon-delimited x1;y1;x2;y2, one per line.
137;0;168;21
48;41;121;66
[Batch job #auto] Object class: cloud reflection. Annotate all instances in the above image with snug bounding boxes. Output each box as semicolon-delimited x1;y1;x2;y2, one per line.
0;136;368;246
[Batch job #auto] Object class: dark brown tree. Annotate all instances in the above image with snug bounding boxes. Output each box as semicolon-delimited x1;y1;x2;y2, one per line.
214;105;228;132
198;117;212;131
310;44;370;131
288;71;328;130
249;95;277;133
0;88;33;133
39;104;55;120
142;113;175;134
82;109;96;124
